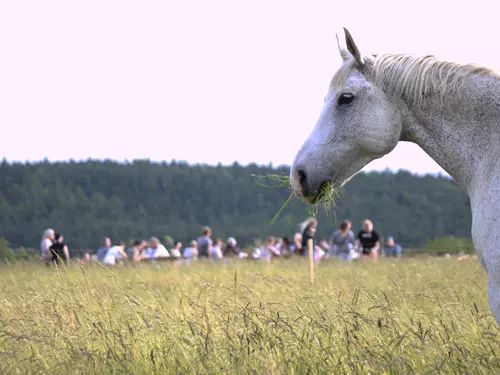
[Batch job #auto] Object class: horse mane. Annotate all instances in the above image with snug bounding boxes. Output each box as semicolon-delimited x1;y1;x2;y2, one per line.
335;53;499;107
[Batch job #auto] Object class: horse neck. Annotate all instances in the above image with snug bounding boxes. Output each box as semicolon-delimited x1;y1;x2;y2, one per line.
400;72;500;194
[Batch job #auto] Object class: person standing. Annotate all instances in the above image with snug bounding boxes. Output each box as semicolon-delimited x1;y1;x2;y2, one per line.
355;219;381;263
197;226;213;259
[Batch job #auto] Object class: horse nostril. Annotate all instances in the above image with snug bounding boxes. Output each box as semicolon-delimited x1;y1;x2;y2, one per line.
297;169;307;188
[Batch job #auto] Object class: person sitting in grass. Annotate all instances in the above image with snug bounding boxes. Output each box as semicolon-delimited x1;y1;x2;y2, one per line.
183;240;198;261
79;251;91;265
314;240;328;261
264;236;281;262
280;236;293;258
209;238;224;261
40;228;55;263
329;219;356;261
300;217;321;257
96;237;111;262
50;232;70;265
103;241;127;265
355;219;381;263
223;237;240;257
292;232;302;255
170;241;183;259
384;236;402;258
129;239;148;263
275;237;283;253
147;237;170;258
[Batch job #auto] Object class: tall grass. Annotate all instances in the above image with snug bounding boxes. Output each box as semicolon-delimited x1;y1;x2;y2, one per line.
0;257;498;374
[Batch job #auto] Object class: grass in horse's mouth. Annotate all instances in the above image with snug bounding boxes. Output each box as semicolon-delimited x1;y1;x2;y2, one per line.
252;174;336;224
310;180;336;211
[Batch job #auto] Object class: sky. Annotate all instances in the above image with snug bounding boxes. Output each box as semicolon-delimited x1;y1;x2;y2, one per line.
1;0;499;176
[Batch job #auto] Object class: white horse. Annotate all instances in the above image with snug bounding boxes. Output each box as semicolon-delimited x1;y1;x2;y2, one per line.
290;28;500;324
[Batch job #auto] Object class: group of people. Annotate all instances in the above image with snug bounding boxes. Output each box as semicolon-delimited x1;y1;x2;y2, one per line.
39;218;402;266
325;218;401;262
92;226;249;265
40;228;71;265
255;217;401;263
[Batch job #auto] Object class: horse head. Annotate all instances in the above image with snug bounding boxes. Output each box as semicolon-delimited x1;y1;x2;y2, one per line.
290;28;403;202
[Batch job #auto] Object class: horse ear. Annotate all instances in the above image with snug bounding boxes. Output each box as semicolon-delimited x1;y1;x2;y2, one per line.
343;28;364;66
336;32;351;62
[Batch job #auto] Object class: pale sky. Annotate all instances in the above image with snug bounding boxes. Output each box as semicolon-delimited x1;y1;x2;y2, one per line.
1;1;498;175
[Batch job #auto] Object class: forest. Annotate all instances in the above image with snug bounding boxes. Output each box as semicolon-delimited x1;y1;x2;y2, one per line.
0;159;471;251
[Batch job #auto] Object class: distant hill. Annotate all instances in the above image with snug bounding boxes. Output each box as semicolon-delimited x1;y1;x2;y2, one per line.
0;159;471;250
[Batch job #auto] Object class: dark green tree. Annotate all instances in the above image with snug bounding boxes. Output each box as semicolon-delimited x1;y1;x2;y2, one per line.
0;160;471;252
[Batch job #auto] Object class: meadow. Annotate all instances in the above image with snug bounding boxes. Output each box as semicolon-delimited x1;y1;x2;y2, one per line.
0;257;498;374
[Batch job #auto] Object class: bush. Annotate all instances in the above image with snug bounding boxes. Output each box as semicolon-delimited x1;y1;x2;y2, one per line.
12;247;38;261
0;237;38;262
0;237;14;262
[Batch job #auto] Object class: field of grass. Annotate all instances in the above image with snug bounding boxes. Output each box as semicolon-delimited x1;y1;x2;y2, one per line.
0;257;498;374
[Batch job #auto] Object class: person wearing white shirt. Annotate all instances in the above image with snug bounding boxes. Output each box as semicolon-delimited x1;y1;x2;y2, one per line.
209;238;224;261
103;241;128;265
40;228;55;262
147;237;170;258
96;237;111;261
183;240;198;260
170;241;183;258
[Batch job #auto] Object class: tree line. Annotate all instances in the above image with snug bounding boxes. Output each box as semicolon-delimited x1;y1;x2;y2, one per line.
0;159;472;252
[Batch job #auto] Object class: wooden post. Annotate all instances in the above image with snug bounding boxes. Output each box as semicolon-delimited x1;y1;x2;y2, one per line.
308;238;314;284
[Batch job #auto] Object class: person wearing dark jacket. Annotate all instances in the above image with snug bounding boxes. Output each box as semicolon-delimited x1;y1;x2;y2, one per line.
300;217;319;256
50;232;70;265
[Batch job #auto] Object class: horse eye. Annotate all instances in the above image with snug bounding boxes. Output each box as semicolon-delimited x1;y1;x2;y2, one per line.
337;93;355;106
